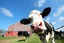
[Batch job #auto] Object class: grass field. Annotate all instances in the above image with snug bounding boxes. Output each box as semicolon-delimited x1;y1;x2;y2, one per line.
0;35;64;43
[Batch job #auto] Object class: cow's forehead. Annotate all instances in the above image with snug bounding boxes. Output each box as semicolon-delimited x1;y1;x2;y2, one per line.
30;10;41;14
29;10;41;18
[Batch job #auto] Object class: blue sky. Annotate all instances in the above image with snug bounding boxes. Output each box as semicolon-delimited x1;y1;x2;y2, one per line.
0;0;64;31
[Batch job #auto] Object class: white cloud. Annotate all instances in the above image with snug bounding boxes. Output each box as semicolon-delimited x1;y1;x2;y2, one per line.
58;16;64;21
0;8;13;18
52;22;56;25
53;5;64;17
34;0;45;7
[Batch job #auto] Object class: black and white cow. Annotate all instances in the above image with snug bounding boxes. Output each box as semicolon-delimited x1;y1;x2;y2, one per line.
20;7;55;43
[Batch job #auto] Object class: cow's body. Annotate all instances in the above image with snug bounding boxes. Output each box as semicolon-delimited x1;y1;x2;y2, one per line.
20;7;55;43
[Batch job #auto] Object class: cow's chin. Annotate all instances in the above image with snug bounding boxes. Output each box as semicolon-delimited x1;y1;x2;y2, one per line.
34;28;43;33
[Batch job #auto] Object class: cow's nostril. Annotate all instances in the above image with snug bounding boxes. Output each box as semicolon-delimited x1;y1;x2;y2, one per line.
39;22;42;26
31;25;34;29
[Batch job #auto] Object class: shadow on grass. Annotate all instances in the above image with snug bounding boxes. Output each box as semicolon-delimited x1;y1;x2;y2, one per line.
18;39;26;42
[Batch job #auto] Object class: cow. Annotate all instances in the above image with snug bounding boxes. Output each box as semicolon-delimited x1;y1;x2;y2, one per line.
20;7;55;43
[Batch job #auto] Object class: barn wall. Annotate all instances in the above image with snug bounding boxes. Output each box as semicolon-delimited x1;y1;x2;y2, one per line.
5;31;18;37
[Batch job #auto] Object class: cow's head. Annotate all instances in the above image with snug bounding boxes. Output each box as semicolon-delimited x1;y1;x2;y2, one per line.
20;7;51;32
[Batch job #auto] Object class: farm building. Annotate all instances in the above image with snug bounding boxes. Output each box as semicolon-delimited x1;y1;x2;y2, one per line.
55;26;64;39
5;22;32;37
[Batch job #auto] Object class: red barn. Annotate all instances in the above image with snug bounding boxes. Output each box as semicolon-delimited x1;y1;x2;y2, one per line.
5;22;32;37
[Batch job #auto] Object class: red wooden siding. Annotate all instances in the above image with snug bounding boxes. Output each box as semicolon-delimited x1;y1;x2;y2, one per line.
5;31;18;37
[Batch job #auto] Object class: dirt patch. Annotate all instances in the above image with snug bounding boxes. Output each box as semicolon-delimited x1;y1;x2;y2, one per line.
0;38;24;43
0;36;26;43
0;39;16;43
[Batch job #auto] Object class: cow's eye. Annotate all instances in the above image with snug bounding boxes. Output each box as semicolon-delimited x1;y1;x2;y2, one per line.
28;17;33;22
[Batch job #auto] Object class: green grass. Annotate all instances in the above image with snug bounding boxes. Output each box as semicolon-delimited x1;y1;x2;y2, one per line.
13;35;64;43
13;35;42;43
0;35;64;43
55;39;64;43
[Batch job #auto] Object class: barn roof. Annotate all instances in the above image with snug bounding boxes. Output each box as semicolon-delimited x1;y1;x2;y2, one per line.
8;22;31;31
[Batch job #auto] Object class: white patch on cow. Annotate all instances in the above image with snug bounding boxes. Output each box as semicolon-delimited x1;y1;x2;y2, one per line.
25;37;28;42
51;31;54;38
29;10;41;19
45;32;50;43
29;10;47;30
51;31;55;43
52;38;55;43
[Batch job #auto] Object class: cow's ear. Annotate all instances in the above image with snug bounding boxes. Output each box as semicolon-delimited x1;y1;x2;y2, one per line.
20;18;31;25
41;7;51;18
